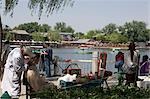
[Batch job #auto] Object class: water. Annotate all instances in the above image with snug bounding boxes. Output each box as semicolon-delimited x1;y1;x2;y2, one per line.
53;48;150;75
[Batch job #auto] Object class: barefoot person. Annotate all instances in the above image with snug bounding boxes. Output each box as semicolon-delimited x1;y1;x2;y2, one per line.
1;45;35;98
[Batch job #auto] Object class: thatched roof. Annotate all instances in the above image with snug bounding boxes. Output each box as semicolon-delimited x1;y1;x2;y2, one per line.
10;30;29;35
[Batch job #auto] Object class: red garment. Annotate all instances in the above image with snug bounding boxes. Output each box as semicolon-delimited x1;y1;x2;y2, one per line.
116;52;124;62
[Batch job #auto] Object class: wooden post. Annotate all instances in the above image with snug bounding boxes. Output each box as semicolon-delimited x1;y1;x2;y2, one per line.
0;15;3;80
92;51;99;74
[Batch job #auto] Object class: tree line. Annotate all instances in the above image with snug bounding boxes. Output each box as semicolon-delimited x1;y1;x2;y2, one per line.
4;21;150;43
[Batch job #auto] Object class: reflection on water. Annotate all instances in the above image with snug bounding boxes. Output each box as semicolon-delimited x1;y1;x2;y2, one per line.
53;48;150;75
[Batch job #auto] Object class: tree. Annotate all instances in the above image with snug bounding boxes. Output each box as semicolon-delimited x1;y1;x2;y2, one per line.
101;23;117;34
3;0;74;17
54;22;75;33
39;24;51;32
14;22;39;33
74;32;84;39
65;26;75;33
31;32;45;41
95;34;106;41
54;22;66;32
120;21;148;42
105;33;128;43
0;0;74;80
85;30;99;39
47;31;62;41
5;31;14;41
14;22;52;33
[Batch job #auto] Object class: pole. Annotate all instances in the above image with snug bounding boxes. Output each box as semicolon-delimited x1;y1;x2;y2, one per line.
0;15;3;80
0;15;2;60
92;51;99;74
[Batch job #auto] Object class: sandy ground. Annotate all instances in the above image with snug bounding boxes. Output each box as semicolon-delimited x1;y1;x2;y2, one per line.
0;81;27;99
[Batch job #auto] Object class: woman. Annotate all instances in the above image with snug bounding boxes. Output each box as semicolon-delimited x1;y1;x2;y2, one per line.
140;55;149;76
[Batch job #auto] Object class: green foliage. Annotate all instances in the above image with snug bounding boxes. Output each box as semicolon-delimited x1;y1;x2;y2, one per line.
54;22;75;33
39;24;51;32
31;32;44;41
34;85;150;99
95;34;106;41
5;31;14;41
85;30;100;39
85;21;149;43
47;31;62;42
14;22;51;33
74;32;85;39
101;23;117;34
119;21;148;42
3;0;74;18
105;33;128;43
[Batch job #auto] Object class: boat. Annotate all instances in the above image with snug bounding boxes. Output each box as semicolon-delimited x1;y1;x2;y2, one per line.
112;48;121;52
79;44;94;50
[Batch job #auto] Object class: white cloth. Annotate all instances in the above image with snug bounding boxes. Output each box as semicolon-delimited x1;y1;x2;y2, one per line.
123;50;140;74
1;48;26;96
137;76;150;89
57;74;77;88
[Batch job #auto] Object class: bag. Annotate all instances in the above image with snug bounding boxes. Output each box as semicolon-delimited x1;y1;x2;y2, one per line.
122;64;137;74
115;60;124;68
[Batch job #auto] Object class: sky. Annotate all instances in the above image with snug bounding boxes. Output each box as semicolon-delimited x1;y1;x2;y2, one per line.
1;0;150;33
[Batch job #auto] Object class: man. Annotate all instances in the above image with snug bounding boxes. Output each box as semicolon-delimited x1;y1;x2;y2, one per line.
41;43;53;77
1;45;35;98
125;42;140;87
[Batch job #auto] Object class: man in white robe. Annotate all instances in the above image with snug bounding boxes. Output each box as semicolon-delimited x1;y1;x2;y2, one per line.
124;42;140;87
1;46;35;98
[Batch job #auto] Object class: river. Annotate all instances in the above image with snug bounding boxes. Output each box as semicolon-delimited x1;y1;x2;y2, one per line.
52;48;150;75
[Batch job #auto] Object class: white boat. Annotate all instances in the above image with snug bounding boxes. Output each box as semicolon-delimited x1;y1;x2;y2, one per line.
112;48;121;52
79;44;93;50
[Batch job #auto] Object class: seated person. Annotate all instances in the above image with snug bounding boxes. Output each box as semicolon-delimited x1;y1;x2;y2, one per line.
140;55;150;76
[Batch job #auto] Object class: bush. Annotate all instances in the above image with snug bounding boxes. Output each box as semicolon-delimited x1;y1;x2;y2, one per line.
33;85;150;99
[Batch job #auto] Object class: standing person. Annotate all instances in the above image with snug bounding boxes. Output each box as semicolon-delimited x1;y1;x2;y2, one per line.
1;45;35;98
115;51;124;85
0;40;10;80
115;51;124;72
125;42;140;87
41;43;53;77
53;56;59;76
140;55;150;76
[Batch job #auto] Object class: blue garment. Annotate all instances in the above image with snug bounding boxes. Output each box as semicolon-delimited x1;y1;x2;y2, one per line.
115;60;124;68
42;48;53;77
44;58;52;77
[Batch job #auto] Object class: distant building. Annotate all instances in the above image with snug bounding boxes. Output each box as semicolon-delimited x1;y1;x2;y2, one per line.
72;39;91;44
9;30;31;41
146;41;150;46
59;32;73;41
